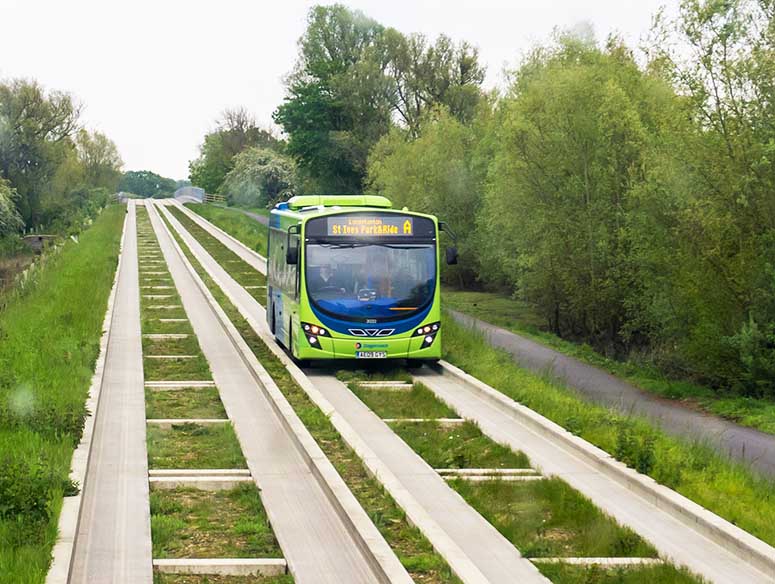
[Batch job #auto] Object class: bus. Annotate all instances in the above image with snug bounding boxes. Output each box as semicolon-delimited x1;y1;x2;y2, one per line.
266;194;457;363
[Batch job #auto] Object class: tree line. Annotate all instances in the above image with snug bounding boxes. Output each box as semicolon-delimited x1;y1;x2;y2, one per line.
0;79;124;238
188;1;775;397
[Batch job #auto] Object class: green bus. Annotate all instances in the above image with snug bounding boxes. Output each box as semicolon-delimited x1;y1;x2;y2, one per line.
267;195;457;363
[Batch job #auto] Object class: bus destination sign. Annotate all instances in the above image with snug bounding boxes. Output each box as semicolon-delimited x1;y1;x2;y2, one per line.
327;216;413;237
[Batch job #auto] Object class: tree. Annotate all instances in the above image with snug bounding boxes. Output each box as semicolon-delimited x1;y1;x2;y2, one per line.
118;170;176;198
0;79;81;225
0;178;22;237
221;147;297;208
75;129;123;191
189;108;282;194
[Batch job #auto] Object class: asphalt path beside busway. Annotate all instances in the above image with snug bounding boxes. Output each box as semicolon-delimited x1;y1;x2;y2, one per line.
449;309;775;477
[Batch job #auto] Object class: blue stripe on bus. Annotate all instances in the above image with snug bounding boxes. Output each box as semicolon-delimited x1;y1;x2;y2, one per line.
310;302;432;336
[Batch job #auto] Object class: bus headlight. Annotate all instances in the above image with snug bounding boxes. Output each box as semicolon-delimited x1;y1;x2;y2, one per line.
302;322;327;349
414;322;440;336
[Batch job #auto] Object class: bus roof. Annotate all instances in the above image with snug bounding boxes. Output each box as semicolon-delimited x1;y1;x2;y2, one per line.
279;195;392;211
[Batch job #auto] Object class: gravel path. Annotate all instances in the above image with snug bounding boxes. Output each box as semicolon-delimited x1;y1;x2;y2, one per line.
450;309;775;477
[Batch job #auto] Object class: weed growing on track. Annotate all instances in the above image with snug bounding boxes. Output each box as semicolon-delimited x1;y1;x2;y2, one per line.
160;215;460;584
443;315;775;547
536;562;700;584
0;205;125;584
146;388;226;420
186;204;268;257
351;382;456;419
388;420;531;469
150;484;281;559
147;422;246;469
452;477;656;558
166;207;266;306
154;574;294;584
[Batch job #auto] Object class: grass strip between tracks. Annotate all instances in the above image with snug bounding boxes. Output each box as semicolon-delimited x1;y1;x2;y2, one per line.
161;211;461;584
140;206;284;573
151;484;282;559
154;574;293;584
0;204;125;584
185;204;268;257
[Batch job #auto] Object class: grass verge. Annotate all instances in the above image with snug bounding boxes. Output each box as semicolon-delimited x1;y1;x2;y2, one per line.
161;213;460;584
150;484;281;558
443;315;775;547
0;204;125;584
351;382;456;419
444;288;775;436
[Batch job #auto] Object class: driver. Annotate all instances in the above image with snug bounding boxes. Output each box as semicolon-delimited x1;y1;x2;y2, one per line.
310;264;345;293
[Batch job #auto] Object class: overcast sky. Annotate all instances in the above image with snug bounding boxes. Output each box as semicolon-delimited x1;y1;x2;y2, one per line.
1;0;673;180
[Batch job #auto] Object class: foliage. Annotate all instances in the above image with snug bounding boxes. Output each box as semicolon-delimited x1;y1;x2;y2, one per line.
0;205;124;582
273;4;486;193
118;170;176;199
368;2;775;397
0;178;22;237
220;147;297;208
0;79;121;232
188;108;282;194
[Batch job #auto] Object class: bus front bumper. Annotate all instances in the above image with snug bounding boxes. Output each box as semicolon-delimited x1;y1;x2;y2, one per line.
298;333;441;360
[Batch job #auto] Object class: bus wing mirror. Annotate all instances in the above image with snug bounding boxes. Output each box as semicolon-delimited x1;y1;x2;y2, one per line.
446;246;458;265
286;225;300;265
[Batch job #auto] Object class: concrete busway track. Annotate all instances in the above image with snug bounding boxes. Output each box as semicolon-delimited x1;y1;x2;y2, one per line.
171;199;775;584
145;201;409;584
161;200;552;583
68;201;154;584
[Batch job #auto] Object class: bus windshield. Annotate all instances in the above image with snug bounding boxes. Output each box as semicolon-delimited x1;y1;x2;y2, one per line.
305;242;435;321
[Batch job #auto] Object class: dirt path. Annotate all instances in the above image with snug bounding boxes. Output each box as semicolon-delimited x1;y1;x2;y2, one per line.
449;309;775;477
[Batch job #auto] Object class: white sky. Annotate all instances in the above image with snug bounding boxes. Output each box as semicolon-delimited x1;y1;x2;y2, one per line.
1;0;673;180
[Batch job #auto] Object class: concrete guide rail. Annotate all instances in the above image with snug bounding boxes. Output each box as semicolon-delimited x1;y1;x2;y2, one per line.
414;363;775;584
177;202;775;584
147;202;411;584
61;201;154;583
158;202;548;584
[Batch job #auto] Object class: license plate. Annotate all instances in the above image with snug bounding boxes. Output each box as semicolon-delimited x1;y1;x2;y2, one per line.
356;351;387;359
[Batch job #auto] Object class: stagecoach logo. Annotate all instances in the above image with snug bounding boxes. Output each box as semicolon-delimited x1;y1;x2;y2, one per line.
348;328;395;337
355;342;389;349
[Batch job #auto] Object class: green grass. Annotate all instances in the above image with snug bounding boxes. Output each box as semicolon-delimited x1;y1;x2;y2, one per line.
161;214;460;584
451;478;656;558
536;562;700;584
443;288;775;435
147;423;246;469
150;485;281;559
389;420;531;469
146;388;227;420
0;204;125;584
351;382;457;419
443;315;775;548
154;574;293;584
167;207;266;306
143;354;212;381
186;204;268;256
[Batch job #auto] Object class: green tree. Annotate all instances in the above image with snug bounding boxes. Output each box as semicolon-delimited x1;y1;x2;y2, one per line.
74;129;123;191
0;79;81;225
189;108;282;194
221;147;297;208
0;178;22;237
118;170;176;198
